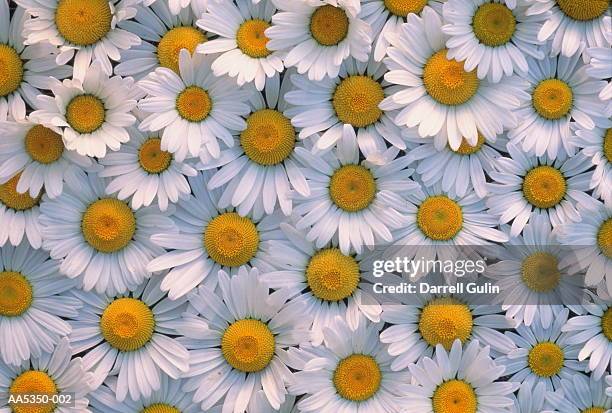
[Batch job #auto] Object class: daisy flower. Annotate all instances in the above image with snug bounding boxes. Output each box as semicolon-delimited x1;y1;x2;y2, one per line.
196;0;284;91
69;275;190;402
574;120;612;206
98;126;197;211
486;143;601;237
200;75;310;218
0;171;42;248
545;374;611;413
0;2;71;120
442;0;547;83
176;267;311;412
137;50;251;162
382;6;526;150
404;339;518;413
0;338;94;413
509;53;607;158
30;63;137;158
287;316;411;413
39;172;173;295
16;0;141;81
265;0;372;81
0;242;82;366
146;172;285;299
586;47;612;117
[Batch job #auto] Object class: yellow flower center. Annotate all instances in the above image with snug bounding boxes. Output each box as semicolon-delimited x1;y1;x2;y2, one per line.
451;133;485;155
383;0;428;16
141;404;180;413
221;319;275;373
24;125;65;165
333;354;382;402
240;109;295;166
309;5;349;46
203;213;259;267
417;196;463;241
602;307;612;341
65;94;106;134
55;0;112;46
0;173;41;211
472;3;516;47
157;26;207;73
333;76;385;128
138;138;172;174
582;408;607;413
521;252;561;293
0;271;33;317
329;165;377;212
598;219;612;259
0;44;23;97
236;19;271;58
9;370;58;413
532;79;573;120
100;297;155;352
528;342;564;377
603;128;612;164
419;297;473;350
556;0;609;21
423;49;479;106
81;198;136;253
522;165;566;209
176;86;212;123
432;380;477;413
306;248;360;302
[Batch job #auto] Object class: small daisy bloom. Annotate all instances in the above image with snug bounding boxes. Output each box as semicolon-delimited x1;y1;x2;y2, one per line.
138;50;251;162
586;47;612;117
39;172;173;295
265;0;372;81
574;120;612;206
31;63;137;158
176;268;311;412
545;374;611;413
0;171;43;248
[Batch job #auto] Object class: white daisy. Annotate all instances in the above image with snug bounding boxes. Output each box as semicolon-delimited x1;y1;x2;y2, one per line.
545;374;611;413
144;0;205;16
265;0;372;81
586;47;612;117
30;63;137;158
0;170;42;248
69;275;190;402
574;120;612;206
39;172;173;295
0;1;71;120
176;267;311;412
99;126;197;211
137;50;251;162
381;6;526;150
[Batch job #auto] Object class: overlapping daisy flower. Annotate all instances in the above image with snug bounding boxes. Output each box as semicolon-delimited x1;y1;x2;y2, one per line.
0;0;610;412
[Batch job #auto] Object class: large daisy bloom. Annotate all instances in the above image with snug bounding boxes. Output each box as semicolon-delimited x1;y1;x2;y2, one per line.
265;0;372;81
16;0;141;81
586;47;612;117
176;268;311;412
574;120;612;206
196;0;284;91
442;0;547;83
69;275;189;402
0;2;71;120
287;316;411;413
0;242;82;366
31;63;137;158
39;172;173;295
0;170;43;248
138;50;251;162
545;374;611;413
382;6;526;150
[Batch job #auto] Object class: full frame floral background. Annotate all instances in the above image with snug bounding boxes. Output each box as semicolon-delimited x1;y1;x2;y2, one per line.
0;0;610;412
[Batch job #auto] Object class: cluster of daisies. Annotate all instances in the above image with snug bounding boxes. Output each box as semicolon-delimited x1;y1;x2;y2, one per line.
0;0;610;412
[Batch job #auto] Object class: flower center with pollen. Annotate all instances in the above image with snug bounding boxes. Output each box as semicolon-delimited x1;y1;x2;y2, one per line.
310;5;349;46
0;271;33;317
176;86;212;122
601;307;612;341
236;19;271;58
423;49;479;106
532;79;573;120
25;125;65;164
141;404;180;413
139;138;172;174
333;354;382;402
222;319;275;372
603;129;612;164
417;196;463;241
383;0;428;16
598;219;612;259
521;252;561;293
0;174;41;211
65;94;106;134
81;198;136;253
306;248;360;302
329;165;377;212
241;109;295;166
100;297;155;352
9;370;58;413
432;380;477;413
333;76;385;128
204;213;259;267
55;0;112;46
522;166;566;209
472;3;516;47
0;44;23;97
528;342;564;377
451;133;485;155
556;0;609;21
582;408;606;413
157;26;206;73
419;297;473;350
